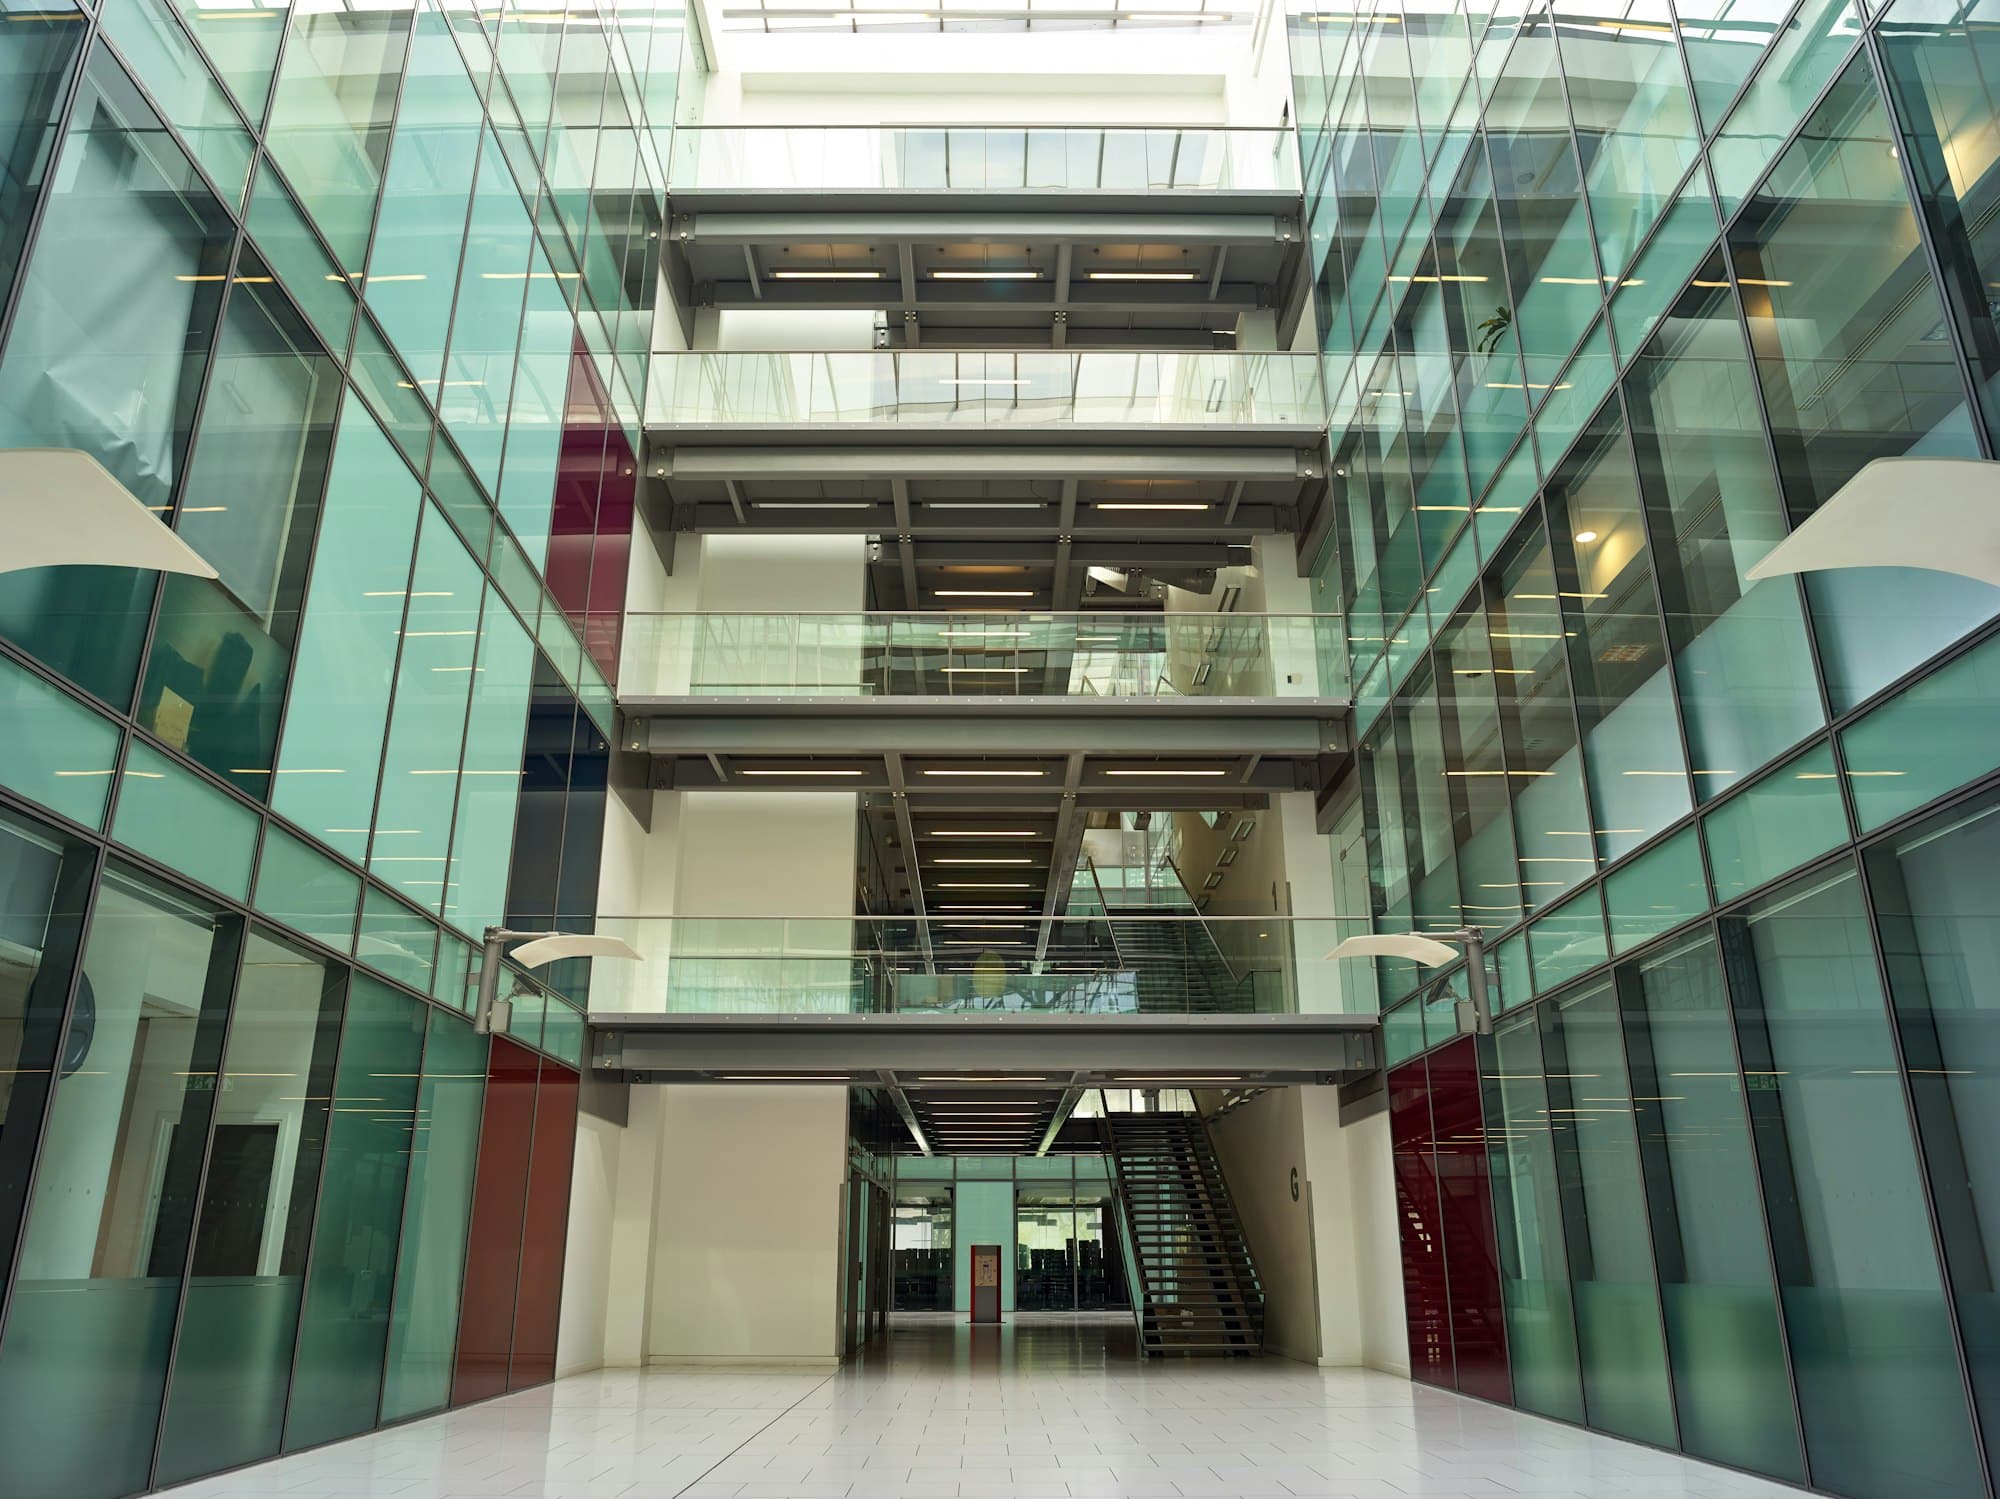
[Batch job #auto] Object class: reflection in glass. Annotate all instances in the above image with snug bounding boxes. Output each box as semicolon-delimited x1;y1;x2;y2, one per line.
1866;789;2000;1484
1624;255;1822;794
1481;1012;1585;1421
0;45;233;706
1617;935;1802;1480
140;248;340;793
1544;979;1678;1446
155;930;342;1485
1725;863;1985;1497
0;867;240;1497
285;974;423;1450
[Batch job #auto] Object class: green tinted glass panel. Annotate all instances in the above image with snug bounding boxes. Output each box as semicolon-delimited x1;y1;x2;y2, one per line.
349;313;434;463
1608;178;1719;358
166;0;285;119
1867;788;2000;1481
285;974;424;1451
433;930;477;1011
155;929;343;1486
112;741;258;899
0;868;237;1497
443;592;534;936
253;823;361;950
0;0;82;322
141;254;340;798
1618;934;1802;1480
0;654;120;827
366;0;483;393
380;1010;487;1420
1385;999;1425;1065
0;48;233;707
1841;633;2000;832
440;131;534;494
245;157;357;356
263;0;416;266
1545;979;1677;1446
272;396;424;860
371;502;483;912
1707;0;1863;213
100;0;254;207
1528;887;1608;994
359;885;438;990
1726;865;1985;1497
1702;741;1848;901
496;252;572;569
1604;827;1707;954
544;1001;583;1065
1482;1013;1584;1421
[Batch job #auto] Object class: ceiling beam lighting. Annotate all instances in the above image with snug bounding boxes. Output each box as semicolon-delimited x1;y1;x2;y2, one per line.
929;830;1041;837
922;768;1046;777
1092;502;1211;511
768;269;883;280
931;269;1039;280
1087;270;1201;281
737;767;867;777
934;589;1034;598
1103;768;1230;777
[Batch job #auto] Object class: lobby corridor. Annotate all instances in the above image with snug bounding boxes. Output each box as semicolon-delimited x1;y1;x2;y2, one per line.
159;1318;1805;1499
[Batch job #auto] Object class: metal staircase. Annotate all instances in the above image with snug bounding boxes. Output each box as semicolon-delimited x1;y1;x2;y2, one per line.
1104;1109;1264;1356
1106;912;1254;1012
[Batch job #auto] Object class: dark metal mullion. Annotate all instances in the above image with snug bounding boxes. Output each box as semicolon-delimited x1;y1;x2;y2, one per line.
1856;24;1995;460
1685;805;1816;1487
0;838;108;1358
143;911;257;1491
439;1031;500;1409
1841;739;1999;1499
371;1001;436;1429
272;961;360;1455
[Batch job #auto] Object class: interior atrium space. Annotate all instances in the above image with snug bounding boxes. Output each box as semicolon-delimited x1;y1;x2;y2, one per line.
2;1;2000;1497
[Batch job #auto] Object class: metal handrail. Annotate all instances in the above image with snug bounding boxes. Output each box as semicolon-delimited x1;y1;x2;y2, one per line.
1164;854;1242;987
1085;857;1128;971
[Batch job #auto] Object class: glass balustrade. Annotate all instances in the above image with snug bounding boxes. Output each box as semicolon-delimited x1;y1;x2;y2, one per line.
645;351;1328;429
619;611;1348;700
571;915;1366;1017
667;126;1301;194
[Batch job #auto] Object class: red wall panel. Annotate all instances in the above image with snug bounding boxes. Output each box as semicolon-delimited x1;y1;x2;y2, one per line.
509;1062;579;1389
1389;1056;1454;1388
450;1037;539;1405
1426;1036;1512;1404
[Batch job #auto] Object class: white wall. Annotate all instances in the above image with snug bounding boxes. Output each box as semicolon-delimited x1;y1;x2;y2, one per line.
649;1085;849;1363
558;1112;622;1376
1207;1089;1320;1363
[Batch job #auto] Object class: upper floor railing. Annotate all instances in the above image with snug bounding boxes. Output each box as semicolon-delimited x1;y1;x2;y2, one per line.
578;915;1366;1017
619;610;1348;701
645;351;1329;430
666;126;1302;195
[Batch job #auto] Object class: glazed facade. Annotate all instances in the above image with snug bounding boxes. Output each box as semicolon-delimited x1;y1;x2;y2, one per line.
1290;1;2000;1494
0;0;684;1492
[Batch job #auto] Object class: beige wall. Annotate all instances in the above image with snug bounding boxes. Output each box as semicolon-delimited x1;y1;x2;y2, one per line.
648;1085;848;1364
1207;1087;1408;1373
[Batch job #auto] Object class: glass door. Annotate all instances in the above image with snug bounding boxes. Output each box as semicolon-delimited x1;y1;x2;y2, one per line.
892;1194;952;1310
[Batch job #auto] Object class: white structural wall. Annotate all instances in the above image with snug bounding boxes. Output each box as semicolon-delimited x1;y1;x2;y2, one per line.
649;1085;849;1363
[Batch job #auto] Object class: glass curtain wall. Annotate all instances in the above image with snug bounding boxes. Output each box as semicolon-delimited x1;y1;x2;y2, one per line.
0;0;682;1489
1296;3;2000;1493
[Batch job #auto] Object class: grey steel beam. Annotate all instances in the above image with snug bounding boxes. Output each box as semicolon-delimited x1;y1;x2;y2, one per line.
889;1085;932;1155
679;211;1298;245
630;711;1339;757
1036;1084;1088;1156
657;447;1318;481
591;1011;1380;1082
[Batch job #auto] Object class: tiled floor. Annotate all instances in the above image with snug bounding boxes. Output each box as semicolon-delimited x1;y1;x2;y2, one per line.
163;1315;1807;1499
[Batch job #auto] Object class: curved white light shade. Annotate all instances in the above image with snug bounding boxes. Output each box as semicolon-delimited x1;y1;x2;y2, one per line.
1323;933;1460;966
1744;457;2000;588
0;449;220;578
509;934;643;968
